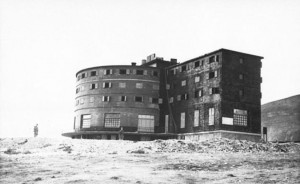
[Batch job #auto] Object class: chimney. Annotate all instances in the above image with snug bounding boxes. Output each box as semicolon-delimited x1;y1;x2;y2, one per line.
131;62;136;66
170;58;177;63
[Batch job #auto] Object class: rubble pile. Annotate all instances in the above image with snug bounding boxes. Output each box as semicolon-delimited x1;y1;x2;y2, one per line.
153;139;300;153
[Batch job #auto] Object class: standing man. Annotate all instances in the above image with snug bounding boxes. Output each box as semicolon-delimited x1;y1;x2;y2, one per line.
34;124;38;137
118;127;124;140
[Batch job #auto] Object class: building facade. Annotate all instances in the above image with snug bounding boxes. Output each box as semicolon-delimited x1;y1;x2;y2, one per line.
62;49;263;141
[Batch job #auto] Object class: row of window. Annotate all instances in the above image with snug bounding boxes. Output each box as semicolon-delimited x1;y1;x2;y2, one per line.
77;114;155;132
178;108;247;128
168;87;219;103
76;96;162;105
77;108;247;131
169;55;220;75
77;69;159;81
76;82;159;93
168;56;245;75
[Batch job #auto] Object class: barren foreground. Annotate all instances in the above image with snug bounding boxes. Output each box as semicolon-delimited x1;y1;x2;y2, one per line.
1;138;299;184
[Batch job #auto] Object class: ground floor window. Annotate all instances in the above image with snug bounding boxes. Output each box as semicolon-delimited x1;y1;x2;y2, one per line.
208;108;215;125
104;113;121;128
165;115;169;133
180;112;185;128
138;115;154;132
233;109;247;126
194;110;199;127
81;114;91;128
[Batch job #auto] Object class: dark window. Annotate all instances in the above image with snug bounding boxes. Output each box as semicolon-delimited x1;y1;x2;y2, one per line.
136;70;144;75
119;69;126;74
153;71;158;76
135;96;143;102
201;60;204;66
194;61;200;68
209;56;215;63
215;55;219;62
81;73;86;78
170;69;175;75
209;87;220;94
152;98;159;104
209;70;218;79
102;96;110;102
105;69;112;75
90;71;97;76
120;96;127;102
103;82;111;88
195;89;203;98
181;94;188;100
90;83;98;89
181;65;187;72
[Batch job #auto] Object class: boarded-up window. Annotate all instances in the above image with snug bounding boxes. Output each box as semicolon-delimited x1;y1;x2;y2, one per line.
81;114;91;128
138;115;154;132
136;83;143;89
119;82;126;88
104;113;120;128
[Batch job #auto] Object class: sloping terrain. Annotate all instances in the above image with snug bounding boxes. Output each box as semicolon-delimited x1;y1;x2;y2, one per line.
262;95;300;142
1;138;299;184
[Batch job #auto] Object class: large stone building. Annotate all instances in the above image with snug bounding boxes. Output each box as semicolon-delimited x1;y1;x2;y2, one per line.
62;49;263;141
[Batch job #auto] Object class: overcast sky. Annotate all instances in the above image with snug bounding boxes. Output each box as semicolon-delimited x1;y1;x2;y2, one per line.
0;0;299;138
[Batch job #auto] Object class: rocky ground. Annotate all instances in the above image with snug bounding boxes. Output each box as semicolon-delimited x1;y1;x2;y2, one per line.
0;138;299;184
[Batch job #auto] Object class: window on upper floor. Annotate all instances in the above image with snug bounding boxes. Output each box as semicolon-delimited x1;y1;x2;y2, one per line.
181;80;186;86
136;83;143;89
90;83;98;90
209;70;218;79
152;71;158;77
239;89;244;97
239;74;244;80
150;97;159;104
119;82;126;88
102;96;110;102
169;97;174;103
80;98;84;104
136;70;144;75
120;96;127;102
90;71;97;76
119;69;127;75
104;69;112;75
194;61;200;68
135;96;143;102
209;87;220;95
81;73;86;79
153;84;159;90
103;82;112;88
181;65;187;72
166;84;170;90
89;97;94;103
195;76;200;83
209;55;219;64
195;89;203;98
239;58;244;64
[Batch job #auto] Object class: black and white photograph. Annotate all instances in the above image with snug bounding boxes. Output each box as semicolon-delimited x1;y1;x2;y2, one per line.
0;0;299;183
